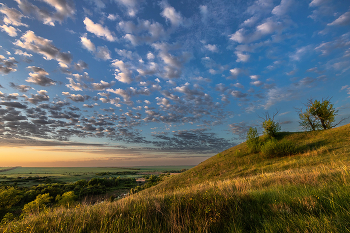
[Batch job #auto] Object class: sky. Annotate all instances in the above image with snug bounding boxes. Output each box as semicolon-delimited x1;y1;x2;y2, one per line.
0;0;349;167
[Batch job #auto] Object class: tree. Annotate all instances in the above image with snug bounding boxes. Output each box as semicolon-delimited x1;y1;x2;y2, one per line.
259;111;281;138
246;127;260;153
22;193;52;215
298;98;342;131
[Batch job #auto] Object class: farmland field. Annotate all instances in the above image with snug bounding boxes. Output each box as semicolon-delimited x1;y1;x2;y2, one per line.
0;166;193;186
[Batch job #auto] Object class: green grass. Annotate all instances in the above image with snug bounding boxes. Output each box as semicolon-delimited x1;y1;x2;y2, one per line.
1;124;350;232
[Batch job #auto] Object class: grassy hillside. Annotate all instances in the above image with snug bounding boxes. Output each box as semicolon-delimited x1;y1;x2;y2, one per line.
1;124;350;232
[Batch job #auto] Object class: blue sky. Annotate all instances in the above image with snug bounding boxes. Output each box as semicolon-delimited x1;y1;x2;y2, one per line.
0;0;349;166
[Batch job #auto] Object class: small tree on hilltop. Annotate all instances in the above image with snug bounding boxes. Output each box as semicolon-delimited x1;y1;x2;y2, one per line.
297;102;320;131
298;98;346;131
259;111;281;138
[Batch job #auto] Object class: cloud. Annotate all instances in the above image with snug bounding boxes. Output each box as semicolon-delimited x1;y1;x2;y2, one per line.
199;5;208;23
111;59;133;84
229;121;250;139
309;0;330;7
229;28;246;43
26;90;49;104
290;46;311;61
66;94;89;102
230;19;284;44
92;80;116;90
10;82;32;92
246;0;274;15
96;46;112;60
241;16;259;27
80;35;96;52
119;20;166;45
14;30;72;65
272;0;294;16
0;55;18;74
26;66;55;86
0;24;18;37
0;101;27;109
107;87;150;105
15;0;75;26
251;80;263;86
0;3;27;26
83;17;116;42
114;0;140;17
315;34;350;56
231;90;248;98
14;49;32;57
161;5;183;27
327;11;350;26
74;60;88;71
204;44;218;53
65;77;87;91
152;128;233;153
228;68;242;79
263;87;294;109
235;51;250;62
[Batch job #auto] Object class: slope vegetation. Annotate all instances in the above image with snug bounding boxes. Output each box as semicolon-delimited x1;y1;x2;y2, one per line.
2;124;350;233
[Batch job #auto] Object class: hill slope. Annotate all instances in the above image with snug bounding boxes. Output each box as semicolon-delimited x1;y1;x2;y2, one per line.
2;124;350;233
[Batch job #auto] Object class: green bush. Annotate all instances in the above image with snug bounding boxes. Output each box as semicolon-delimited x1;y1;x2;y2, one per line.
246;127;261;153
263;118;281;138
261;138;297;157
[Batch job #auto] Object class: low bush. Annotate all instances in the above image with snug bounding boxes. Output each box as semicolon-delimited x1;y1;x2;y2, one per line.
261;138;297;157
246;127;261;153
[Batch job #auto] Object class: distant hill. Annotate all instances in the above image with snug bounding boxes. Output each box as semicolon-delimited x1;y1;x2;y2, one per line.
2;124;350;232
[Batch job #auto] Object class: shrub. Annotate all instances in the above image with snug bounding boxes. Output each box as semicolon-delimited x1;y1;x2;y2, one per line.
261;138;297;157
55;191;77;207
246;127;261;153
263;119;281;138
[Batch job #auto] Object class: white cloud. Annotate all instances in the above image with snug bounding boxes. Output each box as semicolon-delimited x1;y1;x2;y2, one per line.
147;52;155;60
251;80;263;86
0;4;27;26
66;77;85;91
327;11;350;26
272;0;294;16
14;49;32;57
96;46;111;60
161;6;183;27
80;35;96;52
290;46;311;61
83;17;116;42
204;44;218;53
235;51;250;62
229;29;246;43
199;5;208;23
241;16;259;27
229;68;242;79
15;0;75;26
111;59;132;84
309;0;329;7
114;0;140;17
26;72;55;86
0;25;18;37
14;30;72;65
107;14;118;21
250;75;259;80
92;80;116;90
